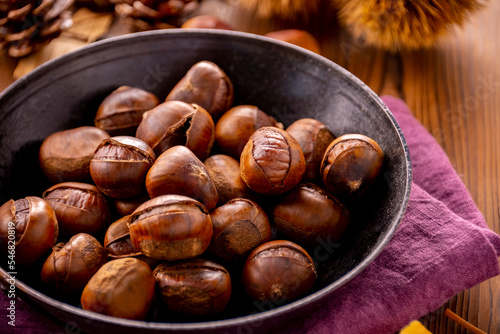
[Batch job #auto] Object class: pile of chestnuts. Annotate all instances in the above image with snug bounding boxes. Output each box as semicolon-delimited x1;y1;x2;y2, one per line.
0;60;384;321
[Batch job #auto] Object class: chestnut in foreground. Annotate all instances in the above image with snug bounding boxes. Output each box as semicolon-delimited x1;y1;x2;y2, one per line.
81;258;155;320
165;60;234;120
0;196;58;266
321;134;384;199
242;240;316;303
154;259;232;315
43;182;110;237
240;127;306;195
273;183;350;246
209;198;271;261
128;195;213;261
41;233;106;294
38;126;110;183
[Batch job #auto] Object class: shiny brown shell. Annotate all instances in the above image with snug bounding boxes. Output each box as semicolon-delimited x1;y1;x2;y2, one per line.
128;195;213;261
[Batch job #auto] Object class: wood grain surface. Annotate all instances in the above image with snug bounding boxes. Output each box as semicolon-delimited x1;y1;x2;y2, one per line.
1;0;499;333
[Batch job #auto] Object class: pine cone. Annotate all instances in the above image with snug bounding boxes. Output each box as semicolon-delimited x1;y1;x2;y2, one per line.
112;0;199;32
0;0;74;57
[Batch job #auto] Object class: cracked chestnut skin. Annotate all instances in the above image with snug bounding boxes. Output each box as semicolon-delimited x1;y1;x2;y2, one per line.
240;127;306;195
242;240;316;303
43;182;110;237
273;183;350;246
90;136;156;199
94;86;160;136
165;61;234;120
81;257;155;320
136;100;215;160
128;194;213;261
153;258;232;315
209;198;271;262
41;233;106;294
0;196;58;266
321;134;384;199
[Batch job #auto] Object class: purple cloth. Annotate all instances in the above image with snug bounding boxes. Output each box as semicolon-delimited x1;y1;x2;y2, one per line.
1;96;500;333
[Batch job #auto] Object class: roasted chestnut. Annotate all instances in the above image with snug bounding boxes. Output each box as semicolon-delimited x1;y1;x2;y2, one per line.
209;198;271;262
43;182;110;237
0;196;58;266
104;215;159;268
165;61;234;120
94;86;160;136
273;183;350;245
181;15;233;30
135;100;214;160
90;136;156;199
321;134;384;199
113;193;150;217
41;233;106;294
286;118;335;181
240;127;306;195
81;257;155;320
214;105;282;159
39;126;110;183
204;154;258;206
242;240;316;303
146;145;218;211
128;195;213;261
153;258;232;315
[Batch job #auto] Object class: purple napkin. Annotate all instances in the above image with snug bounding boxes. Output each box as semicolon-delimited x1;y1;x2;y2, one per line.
2;96;500;333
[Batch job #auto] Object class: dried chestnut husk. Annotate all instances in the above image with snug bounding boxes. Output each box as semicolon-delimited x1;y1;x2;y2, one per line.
0;196;58;266
90;136;156;199
41;233;106;294
240;127;306;195
209;198;271;262
113;193;150;217
204;154;258;206
81;258;155;320
242;240;316;303
136;100;214;160
154;258;232;315
286;118;335;181
43;182;110;237
103;215;159;268
128;195;213;261
273;183;350;246
146;145;218;211
39;126;110;183
165;61;234;119
214;105;282;159
321;134;384;198
94;86;160;136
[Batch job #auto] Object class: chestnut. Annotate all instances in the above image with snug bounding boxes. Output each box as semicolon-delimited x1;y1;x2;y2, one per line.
242;240;316;303
286;118;335;181
240;127;306;195
209;198;271;262
146;145;218;211
128;194;213;261
214;105;282;159
94;86;160;136
81;257;155;320
165;61;234;119
204;154;258;206
321;134;384;198
153;258;232;315
136;100;214;160
273;183;350;246
43;182;110;237
113;192;150;217
90;136;156;199
41;233;106;294
0;196;58;266
181;15;233;30
39;126;110;183
265;29;321;54
103;215;159;268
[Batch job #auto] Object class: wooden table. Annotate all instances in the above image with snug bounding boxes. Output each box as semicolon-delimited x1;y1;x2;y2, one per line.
1;0;499;333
